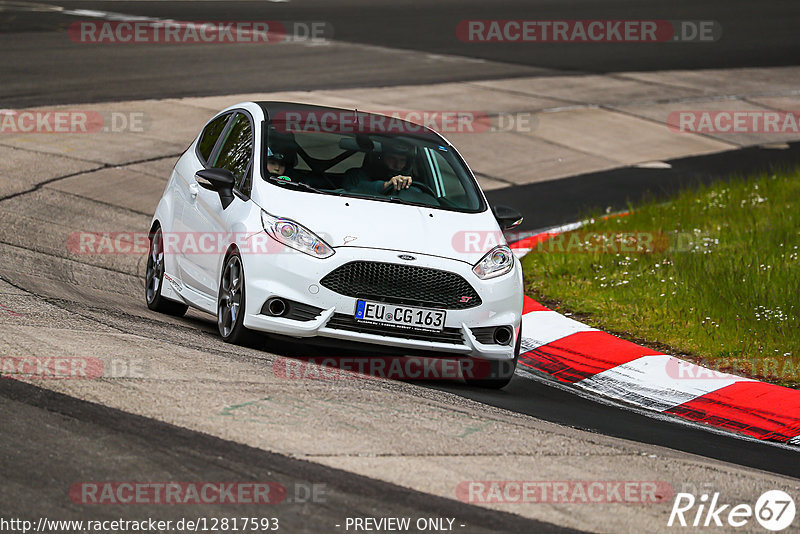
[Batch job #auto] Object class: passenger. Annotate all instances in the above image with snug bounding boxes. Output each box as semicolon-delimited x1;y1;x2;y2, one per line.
344;141;414;194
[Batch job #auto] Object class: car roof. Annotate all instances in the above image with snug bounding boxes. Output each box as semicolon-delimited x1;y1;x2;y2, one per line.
254;101;445;143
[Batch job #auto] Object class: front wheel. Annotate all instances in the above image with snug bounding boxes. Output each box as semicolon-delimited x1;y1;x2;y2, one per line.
145;227;188;316
462;325;521;389
217;250;253;344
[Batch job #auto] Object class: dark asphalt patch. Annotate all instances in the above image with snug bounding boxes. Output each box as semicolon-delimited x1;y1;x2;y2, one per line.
0;378;582;533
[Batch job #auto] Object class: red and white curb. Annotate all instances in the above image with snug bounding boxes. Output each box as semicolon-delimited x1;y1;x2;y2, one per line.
510;230;800;447
509;221;584;259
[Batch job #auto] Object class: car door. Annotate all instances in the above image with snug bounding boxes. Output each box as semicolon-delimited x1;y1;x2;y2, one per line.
172;112;234;294
180;111;255;299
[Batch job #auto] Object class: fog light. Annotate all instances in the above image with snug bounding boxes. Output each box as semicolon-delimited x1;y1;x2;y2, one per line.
493;326;513;345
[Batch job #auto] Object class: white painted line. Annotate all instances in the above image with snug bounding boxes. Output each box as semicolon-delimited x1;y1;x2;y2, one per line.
634;161;672;169
574;354;751;412
520;310;595;351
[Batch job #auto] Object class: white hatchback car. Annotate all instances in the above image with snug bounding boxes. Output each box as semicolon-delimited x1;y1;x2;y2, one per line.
146;102;524;387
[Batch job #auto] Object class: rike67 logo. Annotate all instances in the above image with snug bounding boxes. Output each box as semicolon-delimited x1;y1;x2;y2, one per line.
668;490;796;531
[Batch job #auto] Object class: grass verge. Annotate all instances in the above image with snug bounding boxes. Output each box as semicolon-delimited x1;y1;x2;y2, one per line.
521;168;800;388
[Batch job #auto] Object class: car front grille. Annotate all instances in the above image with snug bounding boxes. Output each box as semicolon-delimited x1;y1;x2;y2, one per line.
325;313;465;345
319;261;481;310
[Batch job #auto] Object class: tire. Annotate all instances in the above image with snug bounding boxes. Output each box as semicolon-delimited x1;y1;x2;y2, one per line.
217;250;253;344
145;227;188;317
463;324;521;389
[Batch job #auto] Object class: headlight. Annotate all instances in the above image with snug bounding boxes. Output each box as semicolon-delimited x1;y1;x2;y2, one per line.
261;210;334;258
473;245;513;279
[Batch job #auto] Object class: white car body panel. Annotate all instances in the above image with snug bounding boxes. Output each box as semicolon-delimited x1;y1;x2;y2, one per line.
150;101;524;362
254;183;504;265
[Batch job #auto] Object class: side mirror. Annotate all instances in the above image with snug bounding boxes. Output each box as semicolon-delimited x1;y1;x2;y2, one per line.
196;168;235;209
492;205;524;230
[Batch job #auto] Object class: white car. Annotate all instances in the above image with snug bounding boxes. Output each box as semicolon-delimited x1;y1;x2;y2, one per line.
146;102;524;387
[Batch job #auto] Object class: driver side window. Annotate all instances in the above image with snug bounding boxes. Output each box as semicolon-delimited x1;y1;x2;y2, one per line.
212;112;254;196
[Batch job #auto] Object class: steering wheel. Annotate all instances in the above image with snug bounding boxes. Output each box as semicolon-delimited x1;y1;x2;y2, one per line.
384;180;437;198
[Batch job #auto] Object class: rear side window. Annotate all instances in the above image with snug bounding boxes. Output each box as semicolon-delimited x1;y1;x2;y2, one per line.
197;113;231;163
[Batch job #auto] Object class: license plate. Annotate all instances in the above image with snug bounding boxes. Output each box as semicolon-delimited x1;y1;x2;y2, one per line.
355;300;446;332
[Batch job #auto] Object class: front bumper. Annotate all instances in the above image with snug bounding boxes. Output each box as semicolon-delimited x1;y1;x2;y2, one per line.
240;245;523;361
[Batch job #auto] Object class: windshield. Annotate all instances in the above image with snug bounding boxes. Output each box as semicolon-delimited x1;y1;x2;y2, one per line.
262;119;485;213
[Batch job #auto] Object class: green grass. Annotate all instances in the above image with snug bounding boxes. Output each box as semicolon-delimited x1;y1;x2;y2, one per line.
521;168;800;388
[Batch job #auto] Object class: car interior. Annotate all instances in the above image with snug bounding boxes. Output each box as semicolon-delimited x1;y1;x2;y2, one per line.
264;126;478;210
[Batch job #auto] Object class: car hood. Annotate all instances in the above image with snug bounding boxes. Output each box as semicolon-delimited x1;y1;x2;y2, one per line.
254;186;505;264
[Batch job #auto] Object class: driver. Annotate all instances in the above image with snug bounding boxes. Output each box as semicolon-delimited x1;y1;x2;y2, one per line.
343;140;414;194
266;147;296;177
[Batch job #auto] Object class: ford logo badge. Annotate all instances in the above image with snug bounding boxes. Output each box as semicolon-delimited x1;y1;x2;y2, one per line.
398;254;416;261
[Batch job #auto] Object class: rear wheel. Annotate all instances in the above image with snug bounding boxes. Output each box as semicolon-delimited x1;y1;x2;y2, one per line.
145;227;188;316
463;325;521;389
217;250;253;344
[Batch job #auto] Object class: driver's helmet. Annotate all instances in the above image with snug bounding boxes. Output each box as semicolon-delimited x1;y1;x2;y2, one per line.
267;146;297;169
378;140;413;174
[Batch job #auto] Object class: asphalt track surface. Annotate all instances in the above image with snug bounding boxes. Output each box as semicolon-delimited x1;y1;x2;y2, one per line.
1;0;800;530
0;379;574;533
1;0;800;106
488;141;800;233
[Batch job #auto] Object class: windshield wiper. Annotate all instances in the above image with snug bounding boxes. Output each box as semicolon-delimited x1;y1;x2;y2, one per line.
263;176;340;195
380;194;442;209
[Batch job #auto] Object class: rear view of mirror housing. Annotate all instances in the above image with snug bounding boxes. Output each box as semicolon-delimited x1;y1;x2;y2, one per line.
196;168;235;209
492;205;523;230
